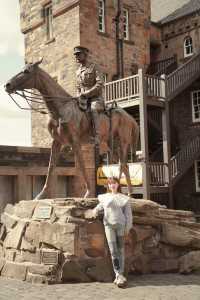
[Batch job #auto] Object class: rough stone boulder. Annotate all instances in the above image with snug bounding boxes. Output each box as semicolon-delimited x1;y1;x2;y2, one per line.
0;197;199;284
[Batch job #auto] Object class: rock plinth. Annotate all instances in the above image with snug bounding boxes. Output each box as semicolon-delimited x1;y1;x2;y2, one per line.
0;198;200;284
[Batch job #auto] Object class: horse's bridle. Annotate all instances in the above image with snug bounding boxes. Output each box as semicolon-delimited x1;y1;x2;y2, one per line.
7;68;77;116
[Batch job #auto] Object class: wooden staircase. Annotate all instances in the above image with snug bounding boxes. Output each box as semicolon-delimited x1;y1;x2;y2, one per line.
166;52;200;100
170;136;200;185
148;55;177;76
104;53;200;201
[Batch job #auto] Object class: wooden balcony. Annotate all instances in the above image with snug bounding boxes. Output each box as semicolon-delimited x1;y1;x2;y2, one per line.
104;52;200;108
104;74;140;108
104;73;166;108
103;53;200;203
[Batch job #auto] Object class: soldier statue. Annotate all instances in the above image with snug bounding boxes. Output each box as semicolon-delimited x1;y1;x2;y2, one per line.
74;46;104;145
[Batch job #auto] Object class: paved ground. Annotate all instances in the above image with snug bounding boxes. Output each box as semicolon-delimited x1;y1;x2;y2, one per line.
0;274;200;300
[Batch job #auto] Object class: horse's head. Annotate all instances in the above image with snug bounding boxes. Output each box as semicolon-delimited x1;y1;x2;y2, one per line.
5;58;43;94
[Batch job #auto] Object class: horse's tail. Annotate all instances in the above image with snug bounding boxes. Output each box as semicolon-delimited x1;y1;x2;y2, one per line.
131;118;139;160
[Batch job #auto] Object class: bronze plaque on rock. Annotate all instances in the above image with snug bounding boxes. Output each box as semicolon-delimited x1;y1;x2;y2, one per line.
33;206;52;220
41;249;59;265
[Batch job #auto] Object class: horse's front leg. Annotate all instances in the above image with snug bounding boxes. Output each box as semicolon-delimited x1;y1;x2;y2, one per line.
73;141;91;198
35;139;61;200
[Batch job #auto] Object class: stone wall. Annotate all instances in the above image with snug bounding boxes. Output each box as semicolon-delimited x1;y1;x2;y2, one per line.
0;198;200;284
158;13;200;63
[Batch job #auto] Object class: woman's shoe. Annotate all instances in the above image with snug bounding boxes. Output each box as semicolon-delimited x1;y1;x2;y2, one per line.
116;274;127;288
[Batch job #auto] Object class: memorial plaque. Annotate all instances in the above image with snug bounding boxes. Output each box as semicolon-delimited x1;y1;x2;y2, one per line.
41;250;59;265
33;206;52;220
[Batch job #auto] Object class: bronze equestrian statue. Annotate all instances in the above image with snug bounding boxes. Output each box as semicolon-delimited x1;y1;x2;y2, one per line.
5;57;139;199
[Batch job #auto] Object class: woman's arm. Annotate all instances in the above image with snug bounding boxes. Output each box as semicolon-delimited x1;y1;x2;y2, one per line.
93;201;104;217
124;201;133;234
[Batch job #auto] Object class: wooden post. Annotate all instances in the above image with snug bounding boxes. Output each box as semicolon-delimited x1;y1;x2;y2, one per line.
17;171;28;200
161;74;174;208
138;69;150;199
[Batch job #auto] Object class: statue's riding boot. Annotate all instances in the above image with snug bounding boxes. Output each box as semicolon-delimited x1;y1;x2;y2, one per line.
91;111;100;146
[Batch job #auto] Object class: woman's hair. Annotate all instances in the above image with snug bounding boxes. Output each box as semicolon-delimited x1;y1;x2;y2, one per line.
107;177;121;193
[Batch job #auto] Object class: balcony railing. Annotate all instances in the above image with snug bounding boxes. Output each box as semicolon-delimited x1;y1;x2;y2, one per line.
170;136;200;181
104;75;139;105
149;162;168;186
166;52;200;99
104;73;165;105
145;75;166;99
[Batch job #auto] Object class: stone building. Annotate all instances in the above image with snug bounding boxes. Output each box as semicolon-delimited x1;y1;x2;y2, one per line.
151;0;200;65
150;0;200;211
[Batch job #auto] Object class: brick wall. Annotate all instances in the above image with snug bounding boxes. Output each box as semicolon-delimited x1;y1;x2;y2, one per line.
158;14;200;63
170;78;200;211
80;0;150;80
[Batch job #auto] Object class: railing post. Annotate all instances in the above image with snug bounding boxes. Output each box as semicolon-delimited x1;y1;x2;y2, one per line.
160;74;166;99
161;74;173;208
138;68;150;199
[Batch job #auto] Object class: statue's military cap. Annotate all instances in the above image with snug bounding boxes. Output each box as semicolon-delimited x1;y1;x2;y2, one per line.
73;46;89;54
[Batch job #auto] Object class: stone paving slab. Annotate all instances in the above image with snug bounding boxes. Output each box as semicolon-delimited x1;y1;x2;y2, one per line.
0;274;200;300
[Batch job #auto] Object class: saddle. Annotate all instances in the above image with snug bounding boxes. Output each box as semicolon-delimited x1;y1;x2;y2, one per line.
77;96;118;115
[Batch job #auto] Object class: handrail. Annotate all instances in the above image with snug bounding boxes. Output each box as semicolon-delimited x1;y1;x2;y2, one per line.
148;55;177;76
170;136;200;180
166;52;200;99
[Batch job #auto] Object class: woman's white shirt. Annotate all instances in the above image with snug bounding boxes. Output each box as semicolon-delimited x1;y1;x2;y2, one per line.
94;193;133;231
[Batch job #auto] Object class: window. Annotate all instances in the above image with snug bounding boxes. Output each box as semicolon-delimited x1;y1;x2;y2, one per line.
43;3;53;40
191;90;200;122
195;160;200;192
184;36;193;57
123;8;129;40
98;0;105;33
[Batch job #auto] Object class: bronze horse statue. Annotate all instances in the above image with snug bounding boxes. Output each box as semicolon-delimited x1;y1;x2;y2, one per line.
5;60;139;198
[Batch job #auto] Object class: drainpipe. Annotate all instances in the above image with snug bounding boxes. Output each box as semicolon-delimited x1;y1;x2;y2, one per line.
113;0;124;78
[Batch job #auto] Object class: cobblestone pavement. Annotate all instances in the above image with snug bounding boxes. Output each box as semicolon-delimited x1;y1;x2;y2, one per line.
0;274;200;300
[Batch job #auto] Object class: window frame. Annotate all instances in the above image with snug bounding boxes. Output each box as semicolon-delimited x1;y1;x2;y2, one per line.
98;0;106;33
184;36;193;58
195;160;200;192
43;2;53;41
123;7;129;41
191;90;200;123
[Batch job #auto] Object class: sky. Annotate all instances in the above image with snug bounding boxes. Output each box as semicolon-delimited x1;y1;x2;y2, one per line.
0;1;31;146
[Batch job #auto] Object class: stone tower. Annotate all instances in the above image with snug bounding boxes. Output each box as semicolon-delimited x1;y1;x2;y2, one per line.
19;0;151;146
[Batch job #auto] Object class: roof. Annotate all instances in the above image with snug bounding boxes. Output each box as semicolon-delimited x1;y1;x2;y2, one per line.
151;0;198;23
160;0;200;24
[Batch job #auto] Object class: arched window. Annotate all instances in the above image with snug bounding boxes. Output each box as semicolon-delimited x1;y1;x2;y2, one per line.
184;36;193;57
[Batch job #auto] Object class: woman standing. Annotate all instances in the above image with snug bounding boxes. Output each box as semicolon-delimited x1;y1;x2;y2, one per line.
93;177;133;288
